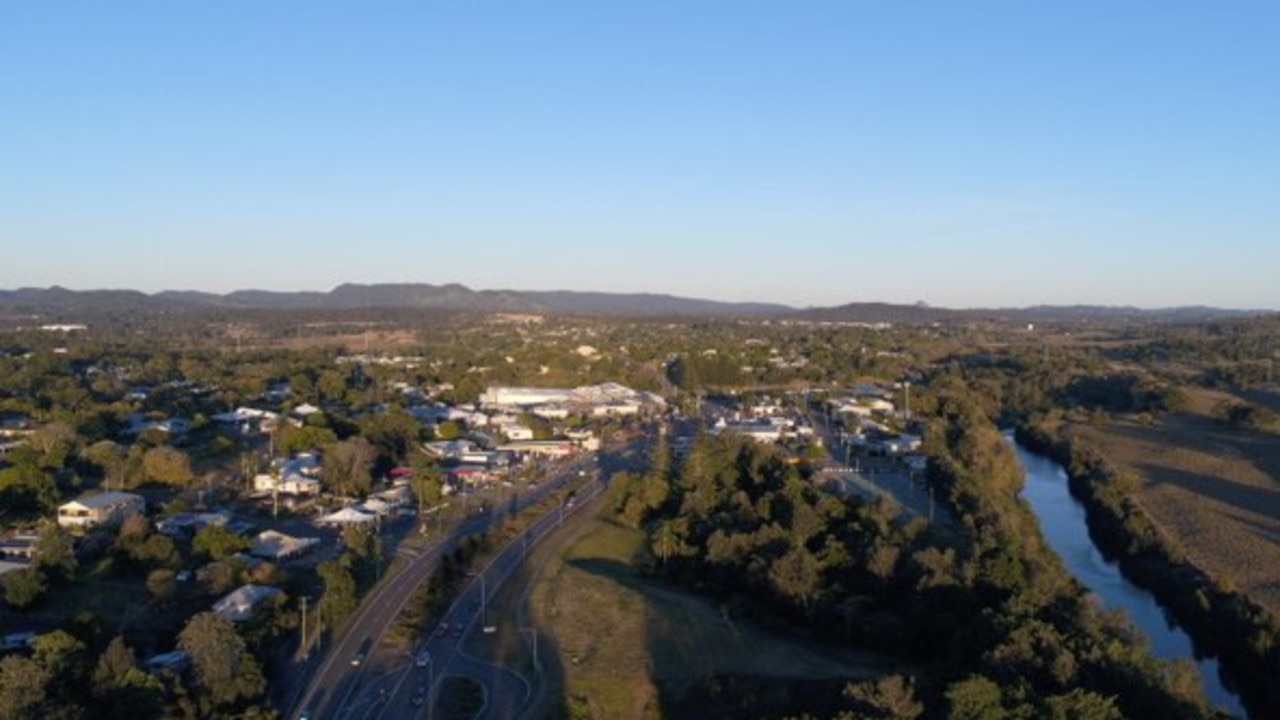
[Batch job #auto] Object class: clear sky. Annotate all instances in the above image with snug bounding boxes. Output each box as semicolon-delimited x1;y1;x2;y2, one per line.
2;2;1278;309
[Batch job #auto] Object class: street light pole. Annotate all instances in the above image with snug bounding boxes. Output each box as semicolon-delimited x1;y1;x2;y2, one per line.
300;595;308;660
521;627;540;676
427;658;435;720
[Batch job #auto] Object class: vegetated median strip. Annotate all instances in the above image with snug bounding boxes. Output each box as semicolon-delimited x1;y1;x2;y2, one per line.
290;478;588;718
374;477;604;719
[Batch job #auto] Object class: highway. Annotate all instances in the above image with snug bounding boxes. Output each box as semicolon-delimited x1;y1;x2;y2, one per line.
371;475;606;720
289;451;602;720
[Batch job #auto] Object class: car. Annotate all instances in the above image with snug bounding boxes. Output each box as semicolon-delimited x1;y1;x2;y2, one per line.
350;651;365;667
415;650;431;668
411;687;427;706
299;710;314;720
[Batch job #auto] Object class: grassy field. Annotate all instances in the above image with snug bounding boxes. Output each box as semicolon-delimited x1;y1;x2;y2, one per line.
467;513;899;720
1069;386;1280;614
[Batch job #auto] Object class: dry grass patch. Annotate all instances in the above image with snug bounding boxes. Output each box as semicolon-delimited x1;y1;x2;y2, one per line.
1070;387;1280;613
478;518;898;720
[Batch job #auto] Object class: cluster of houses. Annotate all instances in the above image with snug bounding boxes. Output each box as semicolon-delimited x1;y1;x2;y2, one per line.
824;383;924;467
709;397;816;445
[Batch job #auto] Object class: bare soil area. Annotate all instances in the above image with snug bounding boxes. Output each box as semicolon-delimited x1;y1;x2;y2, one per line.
1069;387;1280;614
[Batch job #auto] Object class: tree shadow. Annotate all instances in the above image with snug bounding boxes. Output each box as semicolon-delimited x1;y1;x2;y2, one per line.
564;556;881;720
1135;461;1280;525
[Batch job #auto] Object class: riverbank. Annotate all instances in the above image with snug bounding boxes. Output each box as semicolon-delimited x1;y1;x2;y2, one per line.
1016;420;1280;719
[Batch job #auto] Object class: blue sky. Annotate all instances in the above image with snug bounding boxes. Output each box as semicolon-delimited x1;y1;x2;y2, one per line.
3;2;1278;309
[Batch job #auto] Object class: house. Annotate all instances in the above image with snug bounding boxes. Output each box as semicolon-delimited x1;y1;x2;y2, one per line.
0;533;37;561
156;511;230;538
212;584;283;622
253;453;323;496
711;419;784;443
211;407;280;435
316;506;377;527
250;530;319;561
1;632;36;651
0;440;26;459
57;491;145;529
123;414;191;437
290;403;322;418
423;439;477;461
0;559;29;580
445;465;492;488
496;441;575;459
503;425;535;442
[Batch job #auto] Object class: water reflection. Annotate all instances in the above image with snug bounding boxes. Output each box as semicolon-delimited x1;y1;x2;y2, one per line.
1012;441;1244;717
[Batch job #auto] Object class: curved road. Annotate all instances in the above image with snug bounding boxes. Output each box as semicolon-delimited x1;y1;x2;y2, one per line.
290;452;601;720
371;478;606;720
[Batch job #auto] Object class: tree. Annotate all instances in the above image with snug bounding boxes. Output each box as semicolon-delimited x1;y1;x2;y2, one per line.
33;522;77;582
3;567;46;610
91;636;165;720
147;569;177;603
945;675;1007;720
844;675;924;720
27;421;76;470
651;518;693;564
192;525;250;561
85;440;126;490
323;438;376;497
31;630;86;707
91;636;137;696
317;559;358;629
435;420;462;441
275;423;337;457
0;655;48;720
1043;689;1122;720
141;446;193;487
769;546;821;610
177;612;266;712
360;410;422;464
409;465;443;515
0;460;60;514
31;517;77;579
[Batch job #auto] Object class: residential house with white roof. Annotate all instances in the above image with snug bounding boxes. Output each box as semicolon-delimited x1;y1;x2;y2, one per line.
58;491;145;529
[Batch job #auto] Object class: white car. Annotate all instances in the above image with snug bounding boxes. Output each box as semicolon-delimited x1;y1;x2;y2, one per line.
415;650;431;668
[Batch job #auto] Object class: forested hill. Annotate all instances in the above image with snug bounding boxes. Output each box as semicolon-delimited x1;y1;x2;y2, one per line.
0;284;790;318
0;284;1267;323
787;302;1269;325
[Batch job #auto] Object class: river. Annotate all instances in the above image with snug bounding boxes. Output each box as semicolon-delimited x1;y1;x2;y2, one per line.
1012;441;1246;718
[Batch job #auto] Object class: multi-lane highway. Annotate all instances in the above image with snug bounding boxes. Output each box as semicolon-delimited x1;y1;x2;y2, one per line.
373;475;606;720
290;451;602;720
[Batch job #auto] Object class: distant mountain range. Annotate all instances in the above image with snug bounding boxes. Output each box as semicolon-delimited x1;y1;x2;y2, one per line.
0;283;1270;324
